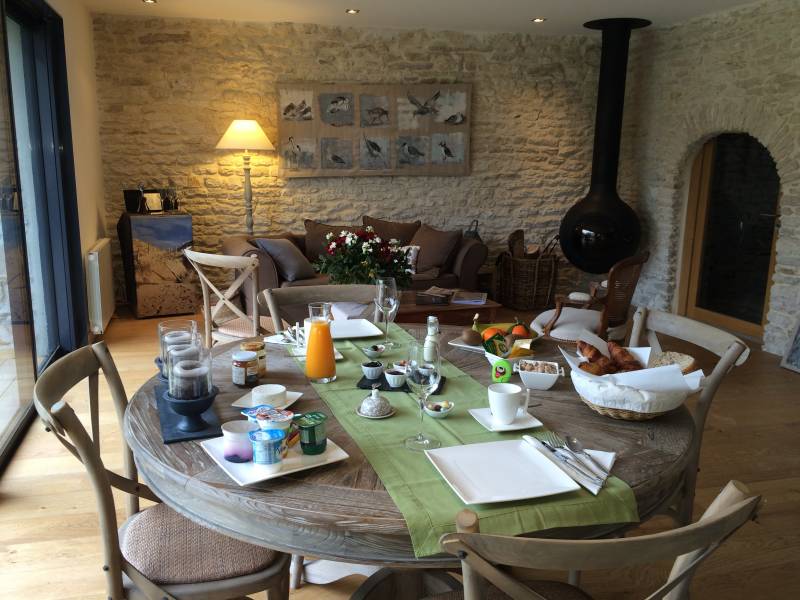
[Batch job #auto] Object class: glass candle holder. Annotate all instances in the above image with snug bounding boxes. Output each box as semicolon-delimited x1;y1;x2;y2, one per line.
167;342;212;400
158;319;198;378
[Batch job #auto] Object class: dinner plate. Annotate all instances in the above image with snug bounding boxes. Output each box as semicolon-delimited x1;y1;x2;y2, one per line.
468;407;543;432
425;439;579;504
200;437;349;486
231;390;303;409
330;319;383;339
288;346;345;361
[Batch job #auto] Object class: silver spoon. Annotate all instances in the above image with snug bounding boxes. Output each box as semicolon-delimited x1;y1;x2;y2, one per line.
565;436;609;477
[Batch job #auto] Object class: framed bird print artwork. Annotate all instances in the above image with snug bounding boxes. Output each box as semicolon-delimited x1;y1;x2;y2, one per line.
277;82;471;178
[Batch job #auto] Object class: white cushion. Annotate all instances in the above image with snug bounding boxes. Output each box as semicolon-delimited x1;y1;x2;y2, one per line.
568;292;592;303
331;302;370;320
531;308;601;342
402;245;421;273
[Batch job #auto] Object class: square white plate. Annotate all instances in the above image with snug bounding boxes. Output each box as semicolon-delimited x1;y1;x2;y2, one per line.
330;319;383;339
468;407;543;432
288;346;344;361
426;439;579;504
200;437;349;486
231;390;303;409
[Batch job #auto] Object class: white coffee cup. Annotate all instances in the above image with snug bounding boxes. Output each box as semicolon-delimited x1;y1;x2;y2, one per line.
488;383;526;425
251;384;287;407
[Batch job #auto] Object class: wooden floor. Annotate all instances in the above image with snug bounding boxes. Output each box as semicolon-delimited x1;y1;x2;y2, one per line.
0;311;798;599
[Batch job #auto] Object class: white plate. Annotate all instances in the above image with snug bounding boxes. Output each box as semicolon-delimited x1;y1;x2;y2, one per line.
425;439;579;504
231;390;303;409
468;407;543;432
288;346;345;361
330;319;383;339
200;436;349;486
447;339;485;353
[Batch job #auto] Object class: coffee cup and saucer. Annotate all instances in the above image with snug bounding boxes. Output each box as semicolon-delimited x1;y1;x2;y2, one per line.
468;383;543;432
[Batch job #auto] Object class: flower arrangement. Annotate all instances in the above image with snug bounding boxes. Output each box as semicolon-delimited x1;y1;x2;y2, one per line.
316;226;412;287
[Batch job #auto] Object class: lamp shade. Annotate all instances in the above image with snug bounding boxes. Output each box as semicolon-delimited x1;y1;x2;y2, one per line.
215;119;274;151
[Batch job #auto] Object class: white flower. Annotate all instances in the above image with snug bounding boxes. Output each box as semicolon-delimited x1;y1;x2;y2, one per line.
405;268;413;274
362;242;372;253
364;225;374;233
329;242;337;250
340;230;350;237
389;238;399;246
374;236;382;244
345;233;356;246
325;232;334;240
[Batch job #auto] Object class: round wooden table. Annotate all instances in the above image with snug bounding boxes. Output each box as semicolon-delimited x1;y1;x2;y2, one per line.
124;325;694;570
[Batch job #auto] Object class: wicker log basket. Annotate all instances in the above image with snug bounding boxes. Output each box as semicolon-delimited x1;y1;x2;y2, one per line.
497;232;559;311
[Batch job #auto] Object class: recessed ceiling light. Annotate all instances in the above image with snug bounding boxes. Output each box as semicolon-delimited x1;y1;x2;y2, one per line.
142;0;157;4
345;8;360;15
531;17;547;23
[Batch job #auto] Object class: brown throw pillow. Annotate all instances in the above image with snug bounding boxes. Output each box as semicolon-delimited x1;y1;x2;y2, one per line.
410;224;462;273
304;219;359;261
362;216;421;245
254;238;316;282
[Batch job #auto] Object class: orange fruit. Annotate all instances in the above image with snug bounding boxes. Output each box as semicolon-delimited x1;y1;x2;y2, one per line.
510;323;530;337
482;326;505;341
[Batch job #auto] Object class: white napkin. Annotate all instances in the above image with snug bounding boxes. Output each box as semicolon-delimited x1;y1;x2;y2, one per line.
522;435;616;496
331;302;369;321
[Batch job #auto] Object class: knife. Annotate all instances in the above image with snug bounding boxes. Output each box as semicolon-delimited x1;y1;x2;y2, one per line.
533;439;604;485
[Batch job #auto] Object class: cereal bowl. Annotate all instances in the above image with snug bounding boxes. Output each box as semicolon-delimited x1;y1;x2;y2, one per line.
514;360;564;390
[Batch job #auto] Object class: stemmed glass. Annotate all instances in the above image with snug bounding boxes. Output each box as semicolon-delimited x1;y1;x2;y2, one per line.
404;342;442;452
375;277;399;346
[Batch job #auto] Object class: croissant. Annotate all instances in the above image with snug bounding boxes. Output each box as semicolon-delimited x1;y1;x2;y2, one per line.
577;340;603;362
579;362;605;376
608;341;643;372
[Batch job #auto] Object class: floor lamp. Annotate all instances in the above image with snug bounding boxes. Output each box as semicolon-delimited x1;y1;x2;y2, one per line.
215;119;274;236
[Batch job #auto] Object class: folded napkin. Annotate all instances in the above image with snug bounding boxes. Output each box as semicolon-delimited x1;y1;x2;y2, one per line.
331;302;369;321
522;435;616;496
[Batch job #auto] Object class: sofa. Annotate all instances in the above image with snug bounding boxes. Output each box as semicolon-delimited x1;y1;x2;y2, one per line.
221;216;488;310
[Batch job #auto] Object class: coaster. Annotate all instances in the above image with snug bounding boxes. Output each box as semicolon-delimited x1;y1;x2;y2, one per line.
356;375;446;395
155;383;222;444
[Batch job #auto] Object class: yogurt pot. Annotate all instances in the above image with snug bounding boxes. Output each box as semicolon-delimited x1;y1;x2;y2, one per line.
221;420;258;463
294;411;328;455
249;429;286;472
241;405;293;432
241;404;274;425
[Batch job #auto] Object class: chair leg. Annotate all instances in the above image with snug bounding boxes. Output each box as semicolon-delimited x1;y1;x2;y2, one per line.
268;560;291;600
290;554;304;589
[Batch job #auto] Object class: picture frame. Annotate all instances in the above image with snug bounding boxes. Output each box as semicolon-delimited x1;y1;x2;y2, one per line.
780;318;800;374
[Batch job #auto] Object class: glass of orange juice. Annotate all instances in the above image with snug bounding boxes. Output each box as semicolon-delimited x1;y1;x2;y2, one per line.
305;302;336;383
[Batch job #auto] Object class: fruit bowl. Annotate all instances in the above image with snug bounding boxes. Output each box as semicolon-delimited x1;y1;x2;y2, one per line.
424;400;454;419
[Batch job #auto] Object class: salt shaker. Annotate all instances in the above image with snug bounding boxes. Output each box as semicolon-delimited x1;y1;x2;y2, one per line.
423;315;440;363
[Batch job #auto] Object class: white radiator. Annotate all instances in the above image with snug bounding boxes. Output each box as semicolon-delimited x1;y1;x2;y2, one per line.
86;238;115;335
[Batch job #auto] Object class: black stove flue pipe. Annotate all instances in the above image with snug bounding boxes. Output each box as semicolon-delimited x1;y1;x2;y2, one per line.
559;18;651;274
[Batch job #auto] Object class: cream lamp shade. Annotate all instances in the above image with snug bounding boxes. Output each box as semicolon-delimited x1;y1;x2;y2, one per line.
215;119;274;152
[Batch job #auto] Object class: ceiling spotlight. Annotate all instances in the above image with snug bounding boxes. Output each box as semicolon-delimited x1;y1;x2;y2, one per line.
345;8;360;15
531;17;546;23
142;0;157;4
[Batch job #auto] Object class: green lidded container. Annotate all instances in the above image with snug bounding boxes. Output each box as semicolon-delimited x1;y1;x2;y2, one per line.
294;411;328;455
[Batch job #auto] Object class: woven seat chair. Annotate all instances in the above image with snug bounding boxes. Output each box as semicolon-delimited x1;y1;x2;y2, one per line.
531;252;649;343
427;480;760;600
33;341;290;600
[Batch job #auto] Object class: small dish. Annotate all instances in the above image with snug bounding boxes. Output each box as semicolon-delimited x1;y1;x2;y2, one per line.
384;369;407;388
361;361;384;380
424;400;454;419
468;407;543;432
515;360;564;390
392;360;409;372
356;407;397;419
362;344;386;359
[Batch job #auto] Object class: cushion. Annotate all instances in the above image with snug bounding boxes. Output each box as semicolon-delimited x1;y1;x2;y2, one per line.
120;502;277;585
410;224;462;273
216;316;275;337
411;267;441;280
254;238;316;282
281;274;330;287
422;580;593;600
531;307;626;342
363;216;421;245
304;220;359;261
402;245;421;273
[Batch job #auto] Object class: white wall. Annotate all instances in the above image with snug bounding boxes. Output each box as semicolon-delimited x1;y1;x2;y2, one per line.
48;0;105;256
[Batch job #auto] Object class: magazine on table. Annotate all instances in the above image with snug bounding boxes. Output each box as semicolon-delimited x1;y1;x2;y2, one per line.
424;287;487;305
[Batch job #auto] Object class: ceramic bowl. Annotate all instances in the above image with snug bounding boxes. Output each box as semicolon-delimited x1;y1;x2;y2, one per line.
361;344;386;359
424;400;454;419
514;360;564;390
384;369;407;389
361;361;384;380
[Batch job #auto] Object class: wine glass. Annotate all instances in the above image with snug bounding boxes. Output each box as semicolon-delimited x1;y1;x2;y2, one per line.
404;342;442;452
375;277;399;346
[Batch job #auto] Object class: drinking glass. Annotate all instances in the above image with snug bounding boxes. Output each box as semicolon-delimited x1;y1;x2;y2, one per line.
305;302;336;383
404;342;442;451
375;277;399;346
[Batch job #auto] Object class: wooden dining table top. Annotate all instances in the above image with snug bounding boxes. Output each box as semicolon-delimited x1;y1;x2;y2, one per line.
124;324;695;568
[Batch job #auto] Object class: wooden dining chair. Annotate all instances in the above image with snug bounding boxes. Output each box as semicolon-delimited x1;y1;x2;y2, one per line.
262;284;379;331
184;248;273;347
629;306;750;526
434;480;760;600
531;252;650;343
33;341;291;600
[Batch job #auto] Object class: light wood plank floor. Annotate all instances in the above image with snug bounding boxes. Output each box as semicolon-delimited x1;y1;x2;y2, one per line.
0;311;798;599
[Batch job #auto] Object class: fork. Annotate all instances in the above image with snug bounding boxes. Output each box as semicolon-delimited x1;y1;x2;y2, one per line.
543;431;608;477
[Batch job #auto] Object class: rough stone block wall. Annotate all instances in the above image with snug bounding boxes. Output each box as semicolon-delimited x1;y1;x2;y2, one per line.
92;16;602;307
623;0;799;354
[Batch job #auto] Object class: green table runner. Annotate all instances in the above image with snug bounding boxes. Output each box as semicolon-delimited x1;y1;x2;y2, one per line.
304;324;638;557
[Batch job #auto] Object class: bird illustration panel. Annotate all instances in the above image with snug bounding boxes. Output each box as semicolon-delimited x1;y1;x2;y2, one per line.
277;82;470;177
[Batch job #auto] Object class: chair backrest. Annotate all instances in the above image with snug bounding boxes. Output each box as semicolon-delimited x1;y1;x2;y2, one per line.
603;251;650;328
262;284;378;330
33;342;161;600
441;480;760;600
508;229;525;258
184;248;260;347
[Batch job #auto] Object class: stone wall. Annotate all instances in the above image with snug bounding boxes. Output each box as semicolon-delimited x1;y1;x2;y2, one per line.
92;16;602;306
624;0;800;354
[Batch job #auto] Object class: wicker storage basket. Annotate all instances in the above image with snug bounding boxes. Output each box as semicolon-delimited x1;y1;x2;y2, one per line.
498;234;559;311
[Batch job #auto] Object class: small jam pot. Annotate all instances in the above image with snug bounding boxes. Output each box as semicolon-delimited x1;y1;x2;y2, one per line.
240;340;267;377
232;350;259;387
294;411;328;455
249;429;285;472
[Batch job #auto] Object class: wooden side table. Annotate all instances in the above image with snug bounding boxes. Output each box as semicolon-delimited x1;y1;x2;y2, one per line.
395;290;500;325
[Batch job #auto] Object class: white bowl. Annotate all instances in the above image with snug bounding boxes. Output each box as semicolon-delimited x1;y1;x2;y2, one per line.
384;369;407;388
514;360;564;390
362;344;386;359
424;400;454;419
361;361;384;380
